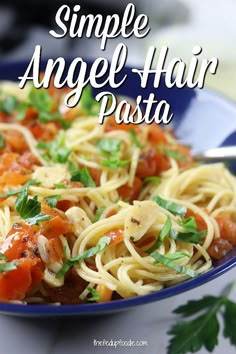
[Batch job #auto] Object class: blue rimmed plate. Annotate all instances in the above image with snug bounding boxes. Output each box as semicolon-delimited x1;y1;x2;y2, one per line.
0;60;236;317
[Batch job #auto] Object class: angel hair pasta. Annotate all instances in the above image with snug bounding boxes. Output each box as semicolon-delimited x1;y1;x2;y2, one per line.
0;82;235;305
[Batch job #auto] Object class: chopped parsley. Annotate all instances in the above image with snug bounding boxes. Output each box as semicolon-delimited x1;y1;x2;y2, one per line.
15;189;50;225
54;183;68;189
97;137;129;169
56;236;111;278
96;138;121;155
170;217;206;244
44;195;61;208
150;251;196;278
69;161;96;187
0;94;18;114
71;167;96;187
37;131;72;164
0;252;8;261
0;261;18;273
0;252;18;273
152;196;187;216
143;176;162;184
101;156;130;169
92;207;105;223
0;134;5;149
84;287;100;302
146;216;172;253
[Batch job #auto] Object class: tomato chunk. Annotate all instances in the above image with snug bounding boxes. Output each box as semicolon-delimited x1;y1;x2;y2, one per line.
208;238;233;260
105;229;124;245
147;124;167;145
0;258;43;301
118;176;142;202
96;284;113;302
136;150;170;179
215;214;236;246
1;223;36;261
41;205;72;239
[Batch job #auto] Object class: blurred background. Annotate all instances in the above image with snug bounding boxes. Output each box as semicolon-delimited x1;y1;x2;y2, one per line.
0;0;235;100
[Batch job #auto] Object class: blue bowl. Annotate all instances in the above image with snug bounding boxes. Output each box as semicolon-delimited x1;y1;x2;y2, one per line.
0;60;236;317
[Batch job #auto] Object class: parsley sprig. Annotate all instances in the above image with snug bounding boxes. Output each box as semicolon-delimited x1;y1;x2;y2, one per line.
167;282;236;354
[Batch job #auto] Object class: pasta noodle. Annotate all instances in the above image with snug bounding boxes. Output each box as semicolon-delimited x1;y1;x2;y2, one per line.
0;82;235;305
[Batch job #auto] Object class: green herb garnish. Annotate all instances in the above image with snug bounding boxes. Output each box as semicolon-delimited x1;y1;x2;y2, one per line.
70;166;96;187
143;176;162;184
84;287;101;302
146;216;172;253
150;251;196;278
0;261;18;273
97;138;121;155
92;207;105;223
101;156;130;169
44;195;61;208
0;253;8;261
37;131;72;164
15;189;50;225
54;183;68;189
56;236;111;278
97;136;129;170
159;252;190;261
170;217;206;245
152;196;187;216
0;134;5;149
0;95;18;114
167;282;236;354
